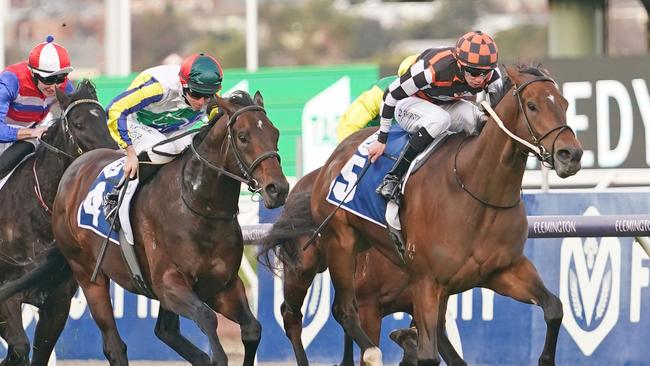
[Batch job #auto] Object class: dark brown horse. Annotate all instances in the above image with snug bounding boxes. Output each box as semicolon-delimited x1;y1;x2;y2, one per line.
46;91;288;365
261;65;582;366
0;80;116;366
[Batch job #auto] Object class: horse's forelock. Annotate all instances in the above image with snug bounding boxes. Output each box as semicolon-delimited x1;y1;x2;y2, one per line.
72;79;98;100
226;90;255;107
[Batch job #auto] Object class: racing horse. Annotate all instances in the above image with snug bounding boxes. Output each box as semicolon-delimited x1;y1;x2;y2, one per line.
259;168;439;366
50;90;287;366
0;80;116;366
260;65;582;365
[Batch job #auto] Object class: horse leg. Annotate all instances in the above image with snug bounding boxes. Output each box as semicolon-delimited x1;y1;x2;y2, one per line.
389;326;417;366
436;296;466;366
412;278;442;366
154;308;211;365
159;270;226;366
281;245;321;366
339;332;355;366
30;279;77;366
357;301;381;366
0;299;29;366
77;274;128;366
324;227;381;366
483;257;562;366
210;277;261;366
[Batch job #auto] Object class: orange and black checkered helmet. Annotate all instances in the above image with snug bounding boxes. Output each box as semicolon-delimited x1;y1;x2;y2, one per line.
455;31;498;69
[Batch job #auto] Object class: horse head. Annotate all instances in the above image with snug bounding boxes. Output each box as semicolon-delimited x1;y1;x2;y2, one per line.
45;79;117;156
503;65;583;178
210;90;289;208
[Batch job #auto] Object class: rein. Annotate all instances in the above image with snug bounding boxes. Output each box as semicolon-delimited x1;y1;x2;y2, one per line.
33;98;104;214
454;76;574;209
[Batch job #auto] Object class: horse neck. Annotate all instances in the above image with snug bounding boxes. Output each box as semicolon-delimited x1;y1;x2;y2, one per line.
459;94;529;202
182;122;241;215
33;120;76;204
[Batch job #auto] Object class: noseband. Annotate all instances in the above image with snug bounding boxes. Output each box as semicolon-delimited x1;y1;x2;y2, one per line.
189;104;281;193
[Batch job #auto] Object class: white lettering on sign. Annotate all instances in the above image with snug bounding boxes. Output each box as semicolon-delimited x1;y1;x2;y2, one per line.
630;244;649;323
564;81;594;167
596;80;633;167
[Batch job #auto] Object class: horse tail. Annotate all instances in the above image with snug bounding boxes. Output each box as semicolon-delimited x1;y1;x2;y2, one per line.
0;244;71;302
257;191;316;275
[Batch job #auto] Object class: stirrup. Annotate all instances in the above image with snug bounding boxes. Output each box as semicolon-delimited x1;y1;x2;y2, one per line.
102;187;122;231
377;175;401;200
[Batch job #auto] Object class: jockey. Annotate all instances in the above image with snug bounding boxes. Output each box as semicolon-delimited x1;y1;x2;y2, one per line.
336;54;418;142
0;36;74;178
370;31;503;200
106;53;223;183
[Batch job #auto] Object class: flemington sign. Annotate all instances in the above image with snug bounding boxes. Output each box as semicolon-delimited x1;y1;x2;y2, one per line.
542;56;650;169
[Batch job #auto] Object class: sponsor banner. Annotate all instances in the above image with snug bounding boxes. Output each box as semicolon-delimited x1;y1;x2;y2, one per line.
257;191;650;365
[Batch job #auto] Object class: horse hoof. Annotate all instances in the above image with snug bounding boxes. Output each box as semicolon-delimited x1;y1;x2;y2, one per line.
362;347;383;366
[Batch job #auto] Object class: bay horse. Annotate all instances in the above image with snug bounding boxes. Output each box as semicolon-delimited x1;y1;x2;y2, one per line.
51;91;288;365
0;80;117;366
260;65;582;365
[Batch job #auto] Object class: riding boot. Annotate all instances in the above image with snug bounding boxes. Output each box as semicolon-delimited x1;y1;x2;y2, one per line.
135;152;162;185
376;127;434;200
0;141;35;179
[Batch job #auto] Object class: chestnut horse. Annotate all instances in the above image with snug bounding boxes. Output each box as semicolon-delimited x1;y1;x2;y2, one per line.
0;80;116;366
48;91;288;365
261;65;582;365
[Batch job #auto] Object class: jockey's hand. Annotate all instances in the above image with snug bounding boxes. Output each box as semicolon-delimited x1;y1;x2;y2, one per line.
124;146;139;179
17;126;47;140
367;141;386;163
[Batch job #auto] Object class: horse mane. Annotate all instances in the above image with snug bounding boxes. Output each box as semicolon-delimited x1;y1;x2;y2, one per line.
490;63;548;108
257;191;316;275
192;90;256;145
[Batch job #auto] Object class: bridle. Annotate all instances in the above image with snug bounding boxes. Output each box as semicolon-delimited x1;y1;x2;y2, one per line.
37;99;104;159
454;75;574;209
188;104;281;193
34;98;104;214
511;76;574;168
181;103;281;218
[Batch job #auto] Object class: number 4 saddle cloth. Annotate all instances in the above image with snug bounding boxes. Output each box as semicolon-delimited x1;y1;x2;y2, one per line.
77;157;138;245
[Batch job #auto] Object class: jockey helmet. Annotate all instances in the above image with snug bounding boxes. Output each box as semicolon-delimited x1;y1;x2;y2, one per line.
179;53;223;95
28;35;73;77
454;31;498;70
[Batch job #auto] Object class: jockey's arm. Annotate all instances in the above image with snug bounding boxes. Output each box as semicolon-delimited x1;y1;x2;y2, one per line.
0;71;41;142
378;59;433;143
337;86;383;142
106;73;164;149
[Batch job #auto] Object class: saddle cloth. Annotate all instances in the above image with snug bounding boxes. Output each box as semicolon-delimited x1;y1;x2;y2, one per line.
77;157;138;245
326;125;447;228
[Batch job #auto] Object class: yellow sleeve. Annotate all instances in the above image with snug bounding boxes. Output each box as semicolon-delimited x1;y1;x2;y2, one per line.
106;72;164;148
336;85;384;142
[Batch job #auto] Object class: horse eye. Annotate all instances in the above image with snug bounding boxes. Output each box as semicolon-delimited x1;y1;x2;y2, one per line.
527;102;537;112
237;133;248;143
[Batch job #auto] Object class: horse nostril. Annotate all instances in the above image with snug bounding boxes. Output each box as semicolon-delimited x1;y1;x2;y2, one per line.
556;147;583;163
265;183;278;198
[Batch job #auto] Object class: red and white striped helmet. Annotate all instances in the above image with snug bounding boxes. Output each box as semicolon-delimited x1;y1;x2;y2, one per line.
28;35;73;77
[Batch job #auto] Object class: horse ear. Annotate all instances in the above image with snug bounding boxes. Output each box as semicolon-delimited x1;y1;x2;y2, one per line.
505;65;524;85
215;94;235;116
536;63;552;77
56;89;72;110
253;90;264;108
